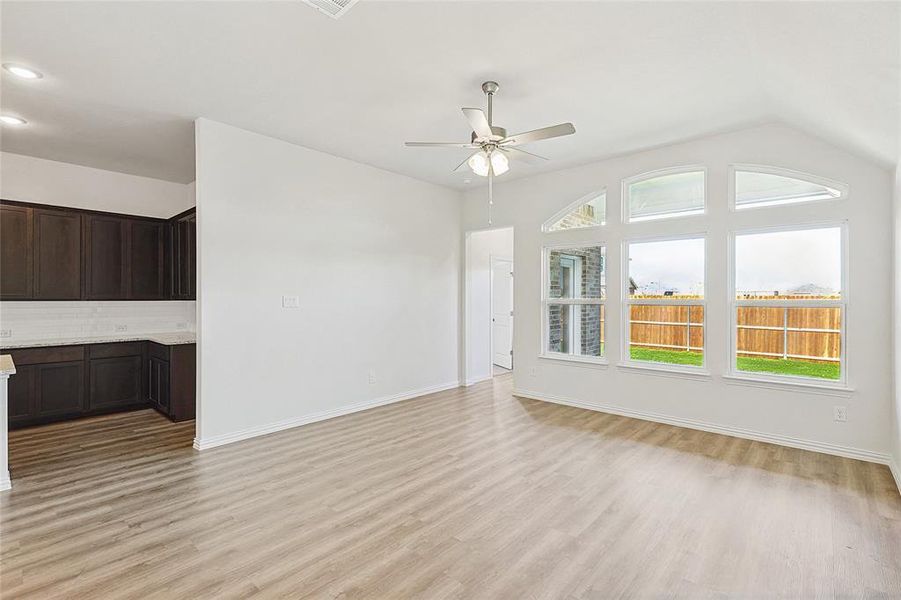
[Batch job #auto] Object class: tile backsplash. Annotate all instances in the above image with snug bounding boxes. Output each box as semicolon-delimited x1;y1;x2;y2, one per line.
0;301;196;343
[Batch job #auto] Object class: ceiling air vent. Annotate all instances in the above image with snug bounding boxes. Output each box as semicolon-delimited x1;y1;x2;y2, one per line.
301;0;360;19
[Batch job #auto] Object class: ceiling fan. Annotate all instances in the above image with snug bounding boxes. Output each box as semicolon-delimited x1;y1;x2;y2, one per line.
405;81;576;223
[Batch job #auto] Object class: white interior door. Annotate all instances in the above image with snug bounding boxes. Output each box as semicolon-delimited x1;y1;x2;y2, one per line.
491;258;514;370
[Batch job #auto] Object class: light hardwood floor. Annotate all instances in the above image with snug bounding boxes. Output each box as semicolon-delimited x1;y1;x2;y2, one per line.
2;374;900;599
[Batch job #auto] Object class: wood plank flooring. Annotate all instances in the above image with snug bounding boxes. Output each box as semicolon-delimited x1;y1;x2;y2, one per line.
2;374;900;599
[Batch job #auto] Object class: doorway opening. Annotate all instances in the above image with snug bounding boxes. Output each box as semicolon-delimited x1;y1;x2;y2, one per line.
465;227;514;385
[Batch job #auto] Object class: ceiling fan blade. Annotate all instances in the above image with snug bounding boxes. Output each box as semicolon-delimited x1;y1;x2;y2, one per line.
405;141;478;148
500;146;549;165
501;123;575;146
462;108;493;139
453;151;480;172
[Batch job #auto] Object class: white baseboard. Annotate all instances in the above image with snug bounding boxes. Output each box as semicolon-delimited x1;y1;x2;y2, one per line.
890;459;901;497
464;375;493;387
0;470;10;492
512;387;892;466
193;380;460;451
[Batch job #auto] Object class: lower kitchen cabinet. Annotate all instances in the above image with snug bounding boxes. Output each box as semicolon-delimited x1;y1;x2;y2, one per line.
35;361;86;419
147;342;195;421
147;356;170;413
7;345;86;427
88;343;145;410
6;340;195;428
7;364;34;425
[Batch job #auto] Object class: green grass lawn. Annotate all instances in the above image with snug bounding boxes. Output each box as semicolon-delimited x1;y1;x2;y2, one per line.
629;347;704;366
736;355;839;380
628;347;839;380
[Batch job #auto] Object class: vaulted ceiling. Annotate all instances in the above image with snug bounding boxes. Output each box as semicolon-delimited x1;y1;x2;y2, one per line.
1;1;898;188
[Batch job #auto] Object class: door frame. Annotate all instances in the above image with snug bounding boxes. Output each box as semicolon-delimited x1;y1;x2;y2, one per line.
463;227;514;386
489;254;514;376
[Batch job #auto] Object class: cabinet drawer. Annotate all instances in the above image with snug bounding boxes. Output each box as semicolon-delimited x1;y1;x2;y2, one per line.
88;341;144;359
148;342;170;361
9;345;84;365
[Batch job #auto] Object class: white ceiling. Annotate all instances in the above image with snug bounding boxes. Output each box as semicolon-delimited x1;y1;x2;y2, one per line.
1;1;898;188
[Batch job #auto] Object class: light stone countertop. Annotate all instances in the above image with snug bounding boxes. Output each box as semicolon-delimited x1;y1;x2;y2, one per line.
0;332;196;350
0;355;15;375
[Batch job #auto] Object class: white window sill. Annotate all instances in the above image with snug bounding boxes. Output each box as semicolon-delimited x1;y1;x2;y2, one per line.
616;361;711;380
539;353;608;368
722;374;854;397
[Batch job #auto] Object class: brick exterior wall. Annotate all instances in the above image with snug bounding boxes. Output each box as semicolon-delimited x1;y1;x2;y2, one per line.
547;246;605;356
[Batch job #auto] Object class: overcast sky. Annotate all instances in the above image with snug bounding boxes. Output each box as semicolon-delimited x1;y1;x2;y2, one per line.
735;227;841;294
629;238;705;295
627;227;841;296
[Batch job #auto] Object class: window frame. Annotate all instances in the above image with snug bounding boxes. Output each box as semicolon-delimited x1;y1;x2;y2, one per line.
620;232;709;375
727;221;849;388
728;164;849;212
622;165;707;224
540;241;607;365
541;188;607;233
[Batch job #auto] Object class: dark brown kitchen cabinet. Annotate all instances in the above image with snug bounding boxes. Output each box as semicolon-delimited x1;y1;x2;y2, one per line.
84;214;128;299
7;364;35;427
33;208;82;299
147;356;170;413
128;220;166;299
87;343;145;410
35;361;85;419
170;210;196;300
147;342;195;421
7;341;195;428
1;200;183;301
0;204;33;299
7;345;86;427
8;360;86;424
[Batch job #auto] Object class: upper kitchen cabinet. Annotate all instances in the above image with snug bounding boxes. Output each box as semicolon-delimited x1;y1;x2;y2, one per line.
0;201;188;301
84;213;128;299
33;208;82;299
128;219;166;300
0;204;34;300
171;209;196;300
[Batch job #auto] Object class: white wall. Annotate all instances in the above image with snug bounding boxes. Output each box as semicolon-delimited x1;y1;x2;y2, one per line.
1;152;193;218
463;124;894;461
0;301;195;344
893;164;901;488
194;118;461;446
465;228;514;384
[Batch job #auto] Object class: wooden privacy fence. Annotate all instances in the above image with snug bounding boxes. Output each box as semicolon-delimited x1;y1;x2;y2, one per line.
627;300;841;363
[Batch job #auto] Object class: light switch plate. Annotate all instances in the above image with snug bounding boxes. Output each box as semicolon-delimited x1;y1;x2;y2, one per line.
0;329;11;338
282;295;300;309
115;324;128;332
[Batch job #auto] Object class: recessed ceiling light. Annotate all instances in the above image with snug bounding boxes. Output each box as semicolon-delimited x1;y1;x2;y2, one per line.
3;63;42;80
0;115;27;126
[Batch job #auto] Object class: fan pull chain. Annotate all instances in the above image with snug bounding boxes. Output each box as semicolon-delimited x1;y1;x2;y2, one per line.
487;167;494;225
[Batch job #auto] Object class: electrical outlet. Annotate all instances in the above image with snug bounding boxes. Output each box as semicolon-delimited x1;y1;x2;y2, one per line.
176;322;187;330
282;295;300;309
368;371;377;385
529;366;537;377
0;329;11;338
114;324;128;332
833;405;847;422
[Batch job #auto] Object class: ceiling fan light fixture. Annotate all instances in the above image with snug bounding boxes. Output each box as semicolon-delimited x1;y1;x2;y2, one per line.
468;151;490;177
490;151;509;176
